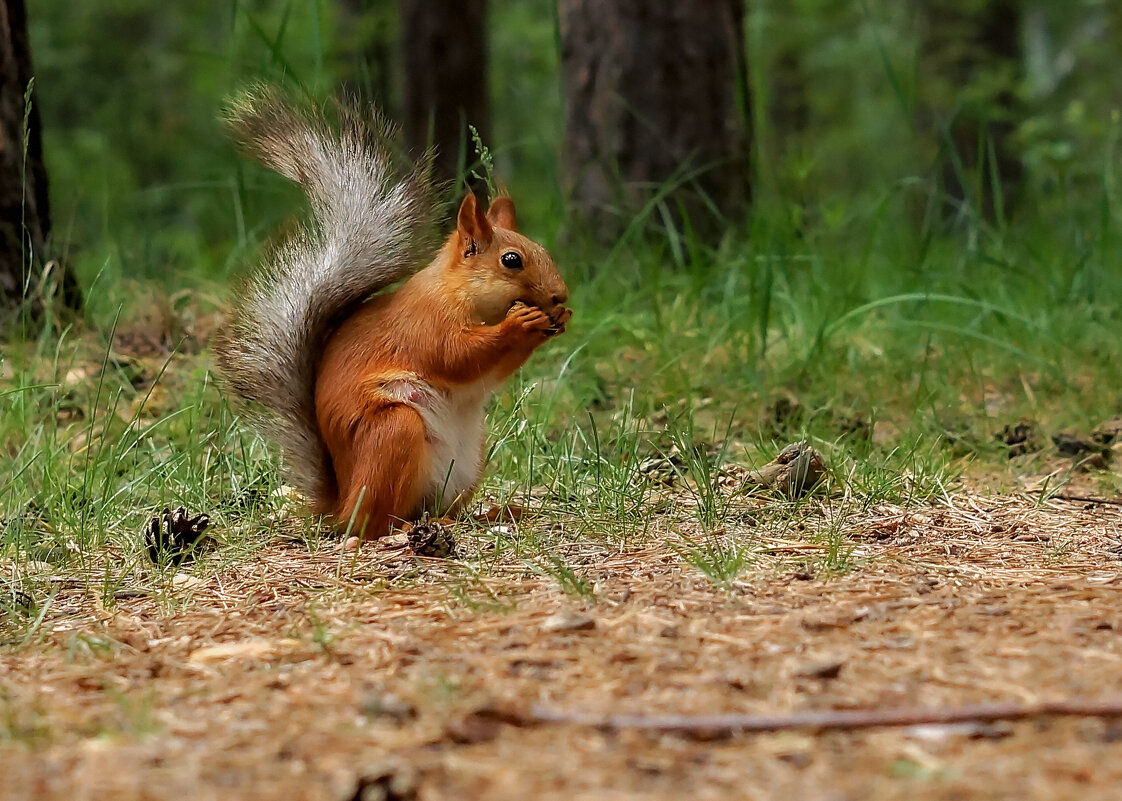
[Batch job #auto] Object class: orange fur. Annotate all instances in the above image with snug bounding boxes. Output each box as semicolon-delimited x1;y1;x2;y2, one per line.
314;194;570;536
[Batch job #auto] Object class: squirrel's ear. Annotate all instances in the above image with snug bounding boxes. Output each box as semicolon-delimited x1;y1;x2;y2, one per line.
486;197;518;231
456;192;493;256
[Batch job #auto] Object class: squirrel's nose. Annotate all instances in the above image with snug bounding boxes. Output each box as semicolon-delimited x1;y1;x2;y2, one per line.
551;288;569;306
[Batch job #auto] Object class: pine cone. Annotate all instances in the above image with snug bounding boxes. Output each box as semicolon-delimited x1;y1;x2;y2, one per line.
405;516;457;558
745;442;828;499
144;506;212;565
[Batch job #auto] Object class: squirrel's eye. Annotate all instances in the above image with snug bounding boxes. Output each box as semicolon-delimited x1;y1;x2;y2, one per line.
501;251;523;270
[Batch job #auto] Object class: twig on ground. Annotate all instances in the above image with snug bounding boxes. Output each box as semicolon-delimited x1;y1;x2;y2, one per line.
1033;491;1122;507
527;697;1122;734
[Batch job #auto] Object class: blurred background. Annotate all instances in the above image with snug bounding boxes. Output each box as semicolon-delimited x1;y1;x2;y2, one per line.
7;0;1120;321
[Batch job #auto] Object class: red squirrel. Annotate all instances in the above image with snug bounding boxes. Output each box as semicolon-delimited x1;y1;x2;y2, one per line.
214;87;570;538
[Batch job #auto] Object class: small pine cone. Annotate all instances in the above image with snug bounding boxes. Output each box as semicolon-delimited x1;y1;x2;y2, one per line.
405;517;457;558
144;506;212;565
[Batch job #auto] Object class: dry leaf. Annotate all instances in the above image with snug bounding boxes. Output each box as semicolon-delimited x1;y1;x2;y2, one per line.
542;610;596;633
187;638;306;664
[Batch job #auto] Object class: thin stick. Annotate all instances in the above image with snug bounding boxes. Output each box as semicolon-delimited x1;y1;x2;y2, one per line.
528;697;1122;734
1030;490;1122;507
1049;493;1122;507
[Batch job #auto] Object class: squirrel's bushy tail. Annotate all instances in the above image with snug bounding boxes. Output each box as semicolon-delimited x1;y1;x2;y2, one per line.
213;85;437;506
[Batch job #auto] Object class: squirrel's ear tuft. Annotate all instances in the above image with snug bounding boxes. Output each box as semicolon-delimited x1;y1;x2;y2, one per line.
457;192;493;256
486;197;518;232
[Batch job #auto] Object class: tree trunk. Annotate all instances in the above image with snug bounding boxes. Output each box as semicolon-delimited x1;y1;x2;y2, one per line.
0;0;78;320
337;0;396;111
919;0;1023;225
559;0;749;241
398;0;490;191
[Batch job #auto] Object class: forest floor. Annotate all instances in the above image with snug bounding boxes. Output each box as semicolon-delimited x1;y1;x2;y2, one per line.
4;479;1122;800
5;285;1122;800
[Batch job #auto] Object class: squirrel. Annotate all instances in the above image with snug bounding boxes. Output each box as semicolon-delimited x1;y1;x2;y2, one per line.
213;87;570;539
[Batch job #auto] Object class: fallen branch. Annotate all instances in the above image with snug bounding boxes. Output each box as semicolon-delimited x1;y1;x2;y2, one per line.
1030;490;1122;507
528;697;1122;735
1052;493;1122;507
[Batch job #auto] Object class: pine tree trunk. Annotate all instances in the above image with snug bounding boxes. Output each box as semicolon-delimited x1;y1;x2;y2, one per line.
337;0;396;110
919;0;1023;224
559;0;749;241
0;0;79;320
398;0;490;190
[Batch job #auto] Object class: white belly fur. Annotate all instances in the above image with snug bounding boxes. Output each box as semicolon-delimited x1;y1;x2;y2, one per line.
415;381;491;511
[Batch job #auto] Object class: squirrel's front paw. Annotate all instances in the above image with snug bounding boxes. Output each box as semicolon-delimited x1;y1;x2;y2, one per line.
505;302;554;337
547;306;572;335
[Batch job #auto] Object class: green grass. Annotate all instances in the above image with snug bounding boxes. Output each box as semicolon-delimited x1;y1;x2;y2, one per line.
5;176;1122;614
